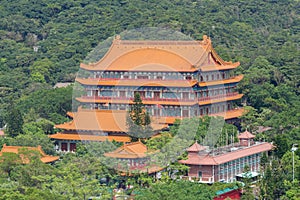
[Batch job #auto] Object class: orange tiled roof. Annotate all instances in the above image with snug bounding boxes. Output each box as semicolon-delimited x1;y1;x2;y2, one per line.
164;108;245;124
0;144;59;163
198;75;244;87
199;62;240;72
80;35;239;72
180;142;273;165
66;111;74;118
55;109;167;132
76;78;198;87
187;142;206;152
209;107;245;120
104;141;149;159
238;131;255;139
119;165;165;175
199;94;243;106
49;133;131;143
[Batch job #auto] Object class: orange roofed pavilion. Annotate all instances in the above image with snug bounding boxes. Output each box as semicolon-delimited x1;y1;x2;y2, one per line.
104;141;163;174
0;144;59;164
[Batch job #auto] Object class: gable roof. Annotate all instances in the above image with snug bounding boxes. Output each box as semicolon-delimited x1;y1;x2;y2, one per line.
0;144;59;163
104;141;149;159
81;35;239;72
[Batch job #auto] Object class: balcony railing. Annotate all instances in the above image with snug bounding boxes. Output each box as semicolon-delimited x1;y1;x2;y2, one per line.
81;92;239;103
180;176;214;183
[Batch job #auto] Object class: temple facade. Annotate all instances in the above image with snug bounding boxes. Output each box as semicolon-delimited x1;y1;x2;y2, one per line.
76;35;244;124
52;35;244;151
179;131;273;183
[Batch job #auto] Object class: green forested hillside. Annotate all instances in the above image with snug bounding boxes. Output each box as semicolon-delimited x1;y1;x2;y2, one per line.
0;0;299;199
1;0;299;147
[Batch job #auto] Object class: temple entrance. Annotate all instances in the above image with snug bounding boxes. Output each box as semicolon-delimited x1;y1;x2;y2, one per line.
198;171;202;178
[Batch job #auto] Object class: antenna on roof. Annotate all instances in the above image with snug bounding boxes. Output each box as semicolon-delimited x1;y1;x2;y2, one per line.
226;129;228;146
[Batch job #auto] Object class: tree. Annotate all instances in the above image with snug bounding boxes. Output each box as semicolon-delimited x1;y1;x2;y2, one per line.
127;92;153;141
240;165;255;200
274;135;289;158
0;152;21;177
5;102;23;137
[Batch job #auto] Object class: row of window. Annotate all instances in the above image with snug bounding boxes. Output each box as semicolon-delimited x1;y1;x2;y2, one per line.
87;87;236;99
89;103;233;117
94;71;231;82
219;154;261;174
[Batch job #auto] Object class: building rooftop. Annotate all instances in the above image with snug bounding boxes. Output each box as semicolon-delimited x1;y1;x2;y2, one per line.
49;133;131;143
187;141;206;152
55;108;167;132
80;35;239;72
238;130;255;139
180;142;273;166
76;78;198;87
0;144;59;163
104;141;149;159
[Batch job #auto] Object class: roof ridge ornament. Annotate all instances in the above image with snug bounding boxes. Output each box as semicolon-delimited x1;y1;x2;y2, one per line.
202;35;211;45
113;35;121;45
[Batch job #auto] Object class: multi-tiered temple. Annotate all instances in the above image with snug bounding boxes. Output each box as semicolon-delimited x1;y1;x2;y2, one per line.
76;35;243;123
52;35;244;151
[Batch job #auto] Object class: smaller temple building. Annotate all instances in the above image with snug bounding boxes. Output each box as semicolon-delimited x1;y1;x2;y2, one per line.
0;144;59;164
179;131;273;183
104;141;162;174
51;108;167;152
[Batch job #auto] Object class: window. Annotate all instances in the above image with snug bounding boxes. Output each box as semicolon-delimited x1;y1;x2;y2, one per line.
61;143;67;151
70;143;76;152
119;91;126;98
182;110;189;117
198;171;202;178
154;91;160;99
154;109;160;116
182;92;189;100
137;75;148;79
135;91;145;98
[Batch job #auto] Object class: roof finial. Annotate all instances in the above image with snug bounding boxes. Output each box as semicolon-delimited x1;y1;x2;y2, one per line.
113;35;121;45
202;35;211;45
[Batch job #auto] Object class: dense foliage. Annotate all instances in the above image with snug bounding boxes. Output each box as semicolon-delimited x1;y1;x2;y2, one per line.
0;0;299;199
